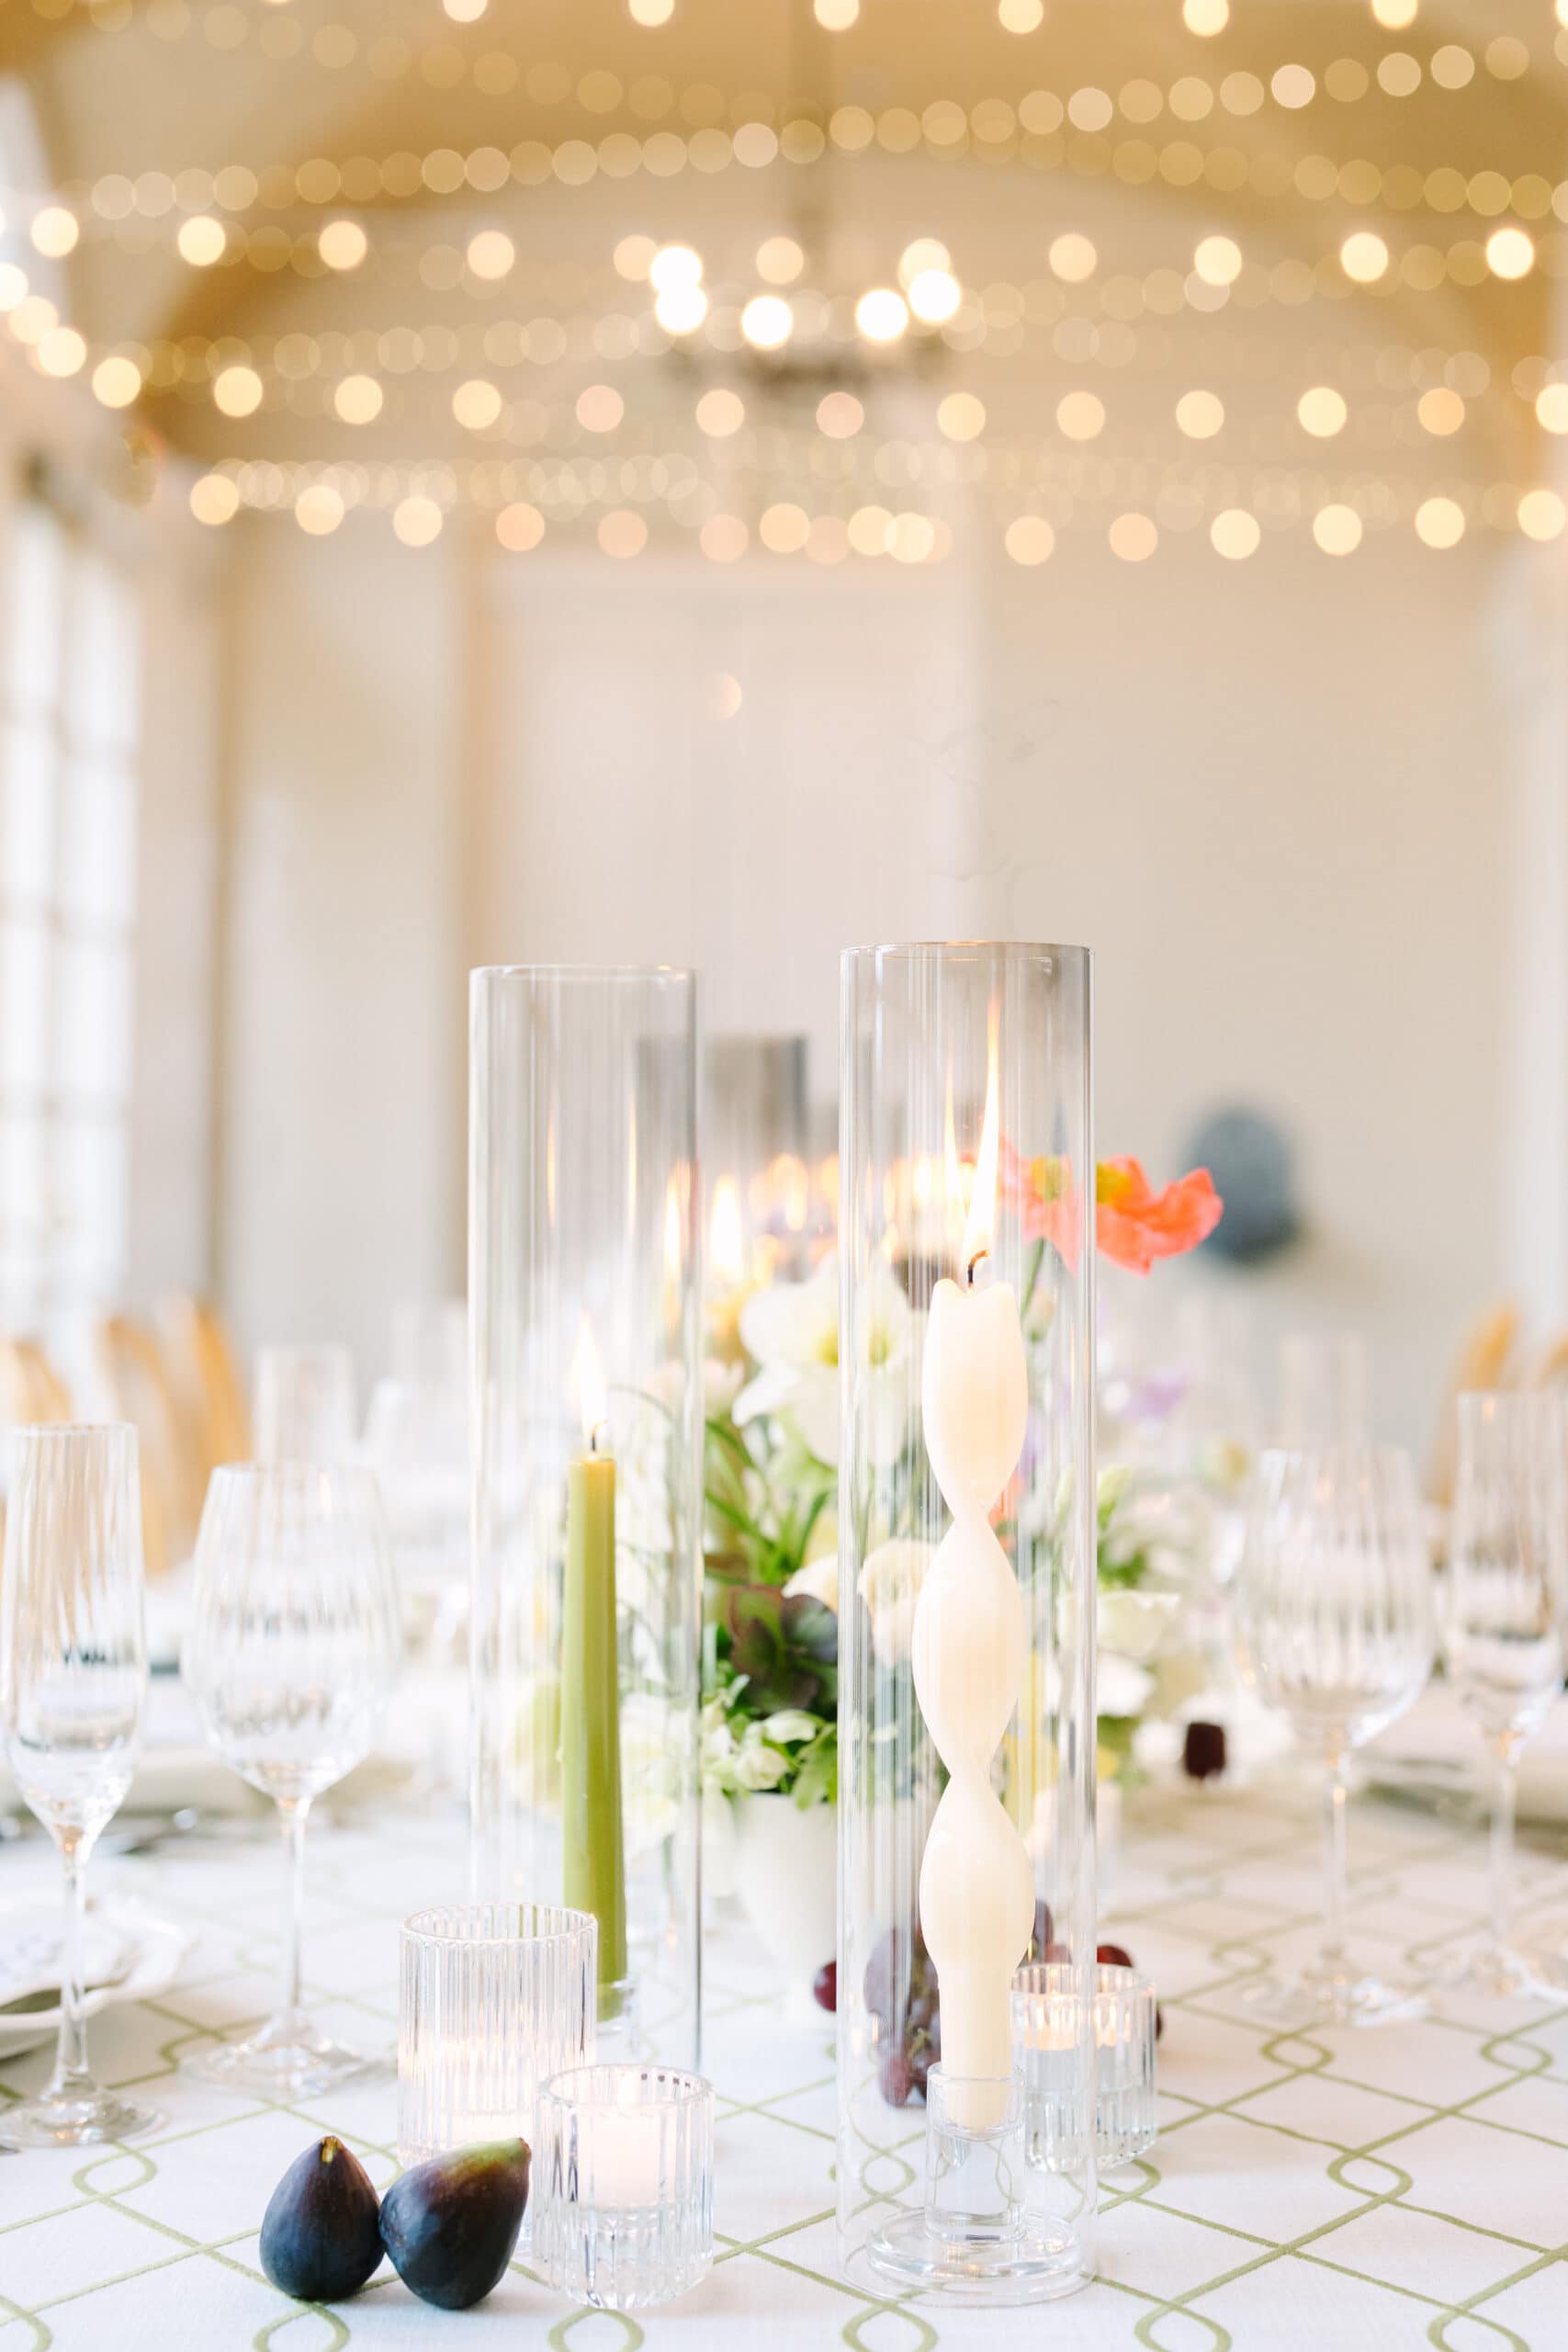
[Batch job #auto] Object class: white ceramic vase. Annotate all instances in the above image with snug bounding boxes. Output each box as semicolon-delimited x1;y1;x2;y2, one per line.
730;1792;838;2009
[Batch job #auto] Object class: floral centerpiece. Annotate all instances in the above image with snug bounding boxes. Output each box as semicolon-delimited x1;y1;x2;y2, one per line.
701;1152;1221;1983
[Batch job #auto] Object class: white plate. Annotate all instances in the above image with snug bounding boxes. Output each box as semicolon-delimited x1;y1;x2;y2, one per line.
0;1902;191;2062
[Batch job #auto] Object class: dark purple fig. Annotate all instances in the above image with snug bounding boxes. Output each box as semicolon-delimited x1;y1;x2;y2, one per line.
260;2136;382;2303
813;1962;838;2012
1097;1941;1134;1972
379;2140;530;2311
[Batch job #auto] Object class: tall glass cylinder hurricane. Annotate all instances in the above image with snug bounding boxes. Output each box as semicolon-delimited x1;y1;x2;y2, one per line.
181;1463;401;2095
836;944;1098;2305
0;1424;159;2147
469;967;702;2065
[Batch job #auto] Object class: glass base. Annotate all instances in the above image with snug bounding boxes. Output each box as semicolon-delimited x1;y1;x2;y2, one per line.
180;2015;386;2099
1438;1943;1563;2002
0;2086;163;2148
1241;1967;1427;2031
865;2211;1090;2305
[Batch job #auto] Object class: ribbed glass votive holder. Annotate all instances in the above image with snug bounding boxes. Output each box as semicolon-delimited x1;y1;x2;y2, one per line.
398;1904;596;2166
1013;1962;1157;2174
535;2064;714;2311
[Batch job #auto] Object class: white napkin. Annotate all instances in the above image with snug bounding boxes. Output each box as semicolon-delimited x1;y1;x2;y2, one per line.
0;1905;130;2009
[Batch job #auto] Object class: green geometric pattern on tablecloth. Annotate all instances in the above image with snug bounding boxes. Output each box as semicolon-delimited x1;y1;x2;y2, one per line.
3;1781;1568;2348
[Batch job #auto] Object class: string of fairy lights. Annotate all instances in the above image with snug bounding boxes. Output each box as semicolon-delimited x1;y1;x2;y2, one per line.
12;0;1568;560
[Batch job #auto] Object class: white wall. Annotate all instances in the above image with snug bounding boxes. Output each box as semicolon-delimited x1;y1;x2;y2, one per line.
217;521;465;1380
214;512;1528;1453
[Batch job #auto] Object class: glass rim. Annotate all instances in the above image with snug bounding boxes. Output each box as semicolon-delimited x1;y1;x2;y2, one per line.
207;1458;376;1485
6;1420;135;1445
840;940;1090;970
401;1902;596;1951
1014;1961;1154;2000
470;962;696;988
1457;1388;1561;1419
538;2062;711;2111
1253;1439;1416;1478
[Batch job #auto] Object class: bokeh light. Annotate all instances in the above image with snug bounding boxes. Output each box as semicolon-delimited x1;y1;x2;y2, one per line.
334;374;384;424
177;216;226;266
319;219;368;271
1314;503;1363;554
1176;390;1224;438
741;294;794;349
190;474;240;526
696;388;745;435
1298;387;1348;437
393;496;445;548
1415;496;1465;549
856;287;909;342
817;390;864;438
938;392;987;441
1004;516;1055;565
214;364;264;417
1211;510;1260;559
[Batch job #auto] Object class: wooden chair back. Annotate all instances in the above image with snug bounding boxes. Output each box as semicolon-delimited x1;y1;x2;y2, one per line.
94;1316;197;1577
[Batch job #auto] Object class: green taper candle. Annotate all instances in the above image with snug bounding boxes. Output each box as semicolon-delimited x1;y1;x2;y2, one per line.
562;1419;626;2016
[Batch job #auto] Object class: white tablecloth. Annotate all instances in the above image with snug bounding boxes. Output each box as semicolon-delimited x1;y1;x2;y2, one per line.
3;1774;1565;2349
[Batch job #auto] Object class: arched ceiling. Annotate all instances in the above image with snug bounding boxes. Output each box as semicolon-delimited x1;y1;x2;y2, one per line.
4;0;1564;543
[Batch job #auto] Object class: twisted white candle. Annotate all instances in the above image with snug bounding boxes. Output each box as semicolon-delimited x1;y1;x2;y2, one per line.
913;1257;1036;2134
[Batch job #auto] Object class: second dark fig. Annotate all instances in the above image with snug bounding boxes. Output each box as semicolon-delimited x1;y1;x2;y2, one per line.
260;2135;383;2303
379;2139;531;2311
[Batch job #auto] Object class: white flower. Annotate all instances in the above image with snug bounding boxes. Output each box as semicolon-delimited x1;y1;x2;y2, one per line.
733;1733;792;1792
1097;1589;1182;1665
783;1555;839;1613
856;1537;934;1666
735;1253;917;1468
760;1709;822;1745
1098;1654;1156;1721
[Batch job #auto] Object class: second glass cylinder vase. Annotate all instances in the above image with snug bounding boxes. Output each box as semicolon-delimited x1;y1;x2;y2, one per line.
836;942;1098;2304
469;966;702;2067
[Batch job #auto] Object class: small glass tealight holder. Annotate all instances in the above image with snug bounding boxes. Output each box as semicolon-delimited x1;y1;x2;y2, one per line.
536;2063;714;2311
1013;1962;1158;2175
399;1905;595;2167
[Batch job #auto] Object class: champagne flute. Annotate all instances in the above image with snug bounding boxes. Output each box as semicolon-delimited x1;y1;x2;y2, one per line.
0;1424;160;2145
1234;1442;1435;2027
1441;1392;1568;1996
181;1462;400;2094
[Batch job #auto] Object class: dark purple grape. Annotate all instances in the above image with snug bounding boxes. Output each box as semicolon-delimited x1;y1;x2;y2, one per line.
1156;2005;1165;2042
1182;1721;1227;1782
878;2042;914;2107
909;2040;936;2100
1097;1941;1134;1972
813;1962;837;2013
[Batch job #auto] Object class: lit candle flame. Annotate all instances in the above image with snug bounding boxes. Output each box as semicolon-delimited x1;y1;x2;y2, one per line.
709;1175;745;1291
962;1000;1001;1278
570;1315;609;1452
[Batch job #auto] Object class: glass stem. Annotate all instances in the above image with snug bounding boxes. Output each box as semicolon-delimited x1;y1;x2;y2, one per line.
50;1828;95;2098
1321;1749;1349;1981
275;1796;311;2032
1491;1734;1521;1958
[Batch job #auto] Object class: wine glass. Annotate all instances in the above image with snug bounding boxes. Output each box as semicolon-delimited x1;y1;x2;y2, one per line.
253;1344;357;1465
1277;1331;1369;1444
1441;1392;1568;1996
0;1424;161;2145
181;1462;400;2094
1233;1442;1435;2027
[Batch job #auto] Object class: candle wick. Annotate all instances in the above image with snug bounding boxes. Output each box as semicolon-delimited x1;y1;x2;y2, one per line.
966;1248;989;1289
590;1419;610;1457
